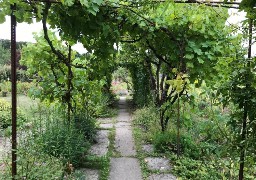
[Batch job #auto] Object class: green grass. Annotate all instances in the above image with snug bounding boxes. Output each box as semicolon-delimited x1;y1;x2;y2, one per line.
0;94;38;111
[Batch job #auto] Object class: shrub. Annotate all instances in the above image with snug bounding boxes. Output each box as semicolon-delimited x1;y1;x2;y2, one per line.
17;82;34;95
0;65;30;83
0;65;11;82
0;99;26;129
37;120;90;167
74;112;97;142
133;106;159;131
153;130;200;159
0;81;11;94
0;139;64;179
173;156;222;179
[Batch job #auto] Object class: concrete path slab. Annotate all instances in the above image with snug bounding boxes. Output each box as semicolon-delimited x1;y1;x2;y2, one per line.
145;157;171;172
115;127;136;156
110;97;142;180
148;174;177;180
80;168;99;180
142;144;154;153
116;113;130;122
99;123;114;129
89;130;109;156
110;157;142;180
115;122;131;128
97;117;113;124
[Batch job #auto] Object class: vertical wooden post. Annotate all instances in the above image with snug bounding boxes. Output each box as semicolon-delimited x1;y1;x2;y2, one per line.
238;18;253;180
11;3;17;180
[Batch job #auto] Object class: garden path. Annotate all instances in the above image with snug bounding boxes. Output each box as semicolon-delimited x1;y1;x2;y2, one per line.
109;96;142;180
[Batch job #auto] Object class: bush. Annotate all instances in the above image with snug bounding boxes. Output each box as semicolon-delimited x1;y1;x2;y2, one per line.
0;99;26;129
0;65;11;82
0;138;64;179
153;130;200;159
0;81;11;94
17;82;34;95
74;112;97;142
173;156;222;179
133;106;159;131
0;65;30;83
37;120;90;167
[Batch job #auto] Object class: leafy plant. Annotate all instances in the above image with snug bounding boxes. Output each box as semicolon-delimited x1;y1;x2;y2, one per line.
0;137;64;179
0;99;26;129
153;130;200;159
133;105;159;131
37;120;90;167
74;111;97;142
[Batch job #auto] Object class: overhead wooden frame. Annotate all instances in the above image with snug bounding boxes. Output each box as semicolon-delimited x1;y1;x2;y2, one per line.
9;0;250;179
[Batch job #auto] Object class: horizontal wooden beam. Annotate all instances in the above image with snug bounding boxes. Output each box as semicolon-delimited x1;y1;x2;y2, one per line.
21;0;242;9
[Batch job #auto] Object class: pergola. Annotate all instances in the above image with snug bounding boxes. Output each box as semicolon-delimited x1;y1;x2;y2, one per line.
8;0;250;179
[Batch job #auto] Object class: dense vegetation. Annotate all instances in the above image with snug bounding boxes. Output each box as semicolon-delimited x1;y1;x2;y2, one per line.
0;0;255;179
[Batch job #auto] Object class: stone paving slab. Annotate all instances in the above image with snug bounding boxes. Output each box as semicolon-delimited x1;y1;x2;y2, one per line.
89;130;109;156
97;117;113;124
99;123;114;129
142;144;154;153
115;122;131;128
145;157;171;172
110;157;142;180
115;127;136;156
148;174;177;180
116;113;130;122
80;168;99;180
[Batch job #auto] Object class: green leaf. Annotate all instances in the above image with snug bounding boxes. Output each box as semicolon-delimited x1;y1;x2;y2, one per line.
198;58;204;64
63;0;75;6
79;0;89;7
0;13;5;24
186;62;194;68
194;48;202;55
185;54;194;60
93;0;103;5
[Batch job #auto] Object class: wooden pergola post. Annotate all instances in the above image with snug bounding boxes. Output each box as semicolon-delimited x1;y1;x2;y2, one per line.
10;3;17;180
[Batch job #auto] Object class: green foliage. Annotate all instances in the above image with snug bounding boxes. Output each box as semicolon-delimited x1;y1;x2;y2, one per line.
172;156;222;180
0;80;11;93
21;31;105;116
0;42;10;66
133;105;159;131
0;99;26;129
0;144;64;180
0;66;10;83
153;130;200;159
37;120;90;167
129;63;152;107
17;82;34;95
91;93;117;118
0;65;31;83
74;111;97;142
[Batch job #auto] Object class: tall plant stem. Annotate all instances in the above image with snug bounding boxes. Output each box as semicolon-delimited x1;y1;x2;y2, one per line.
177;94;180;157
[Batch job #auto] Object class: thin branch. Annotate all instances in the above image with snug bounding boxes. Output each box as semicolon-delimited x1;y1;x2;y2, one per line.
50;64;61;87
145;55;159;66
146;40;172;67
42;2;68;62
120;36;143;43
